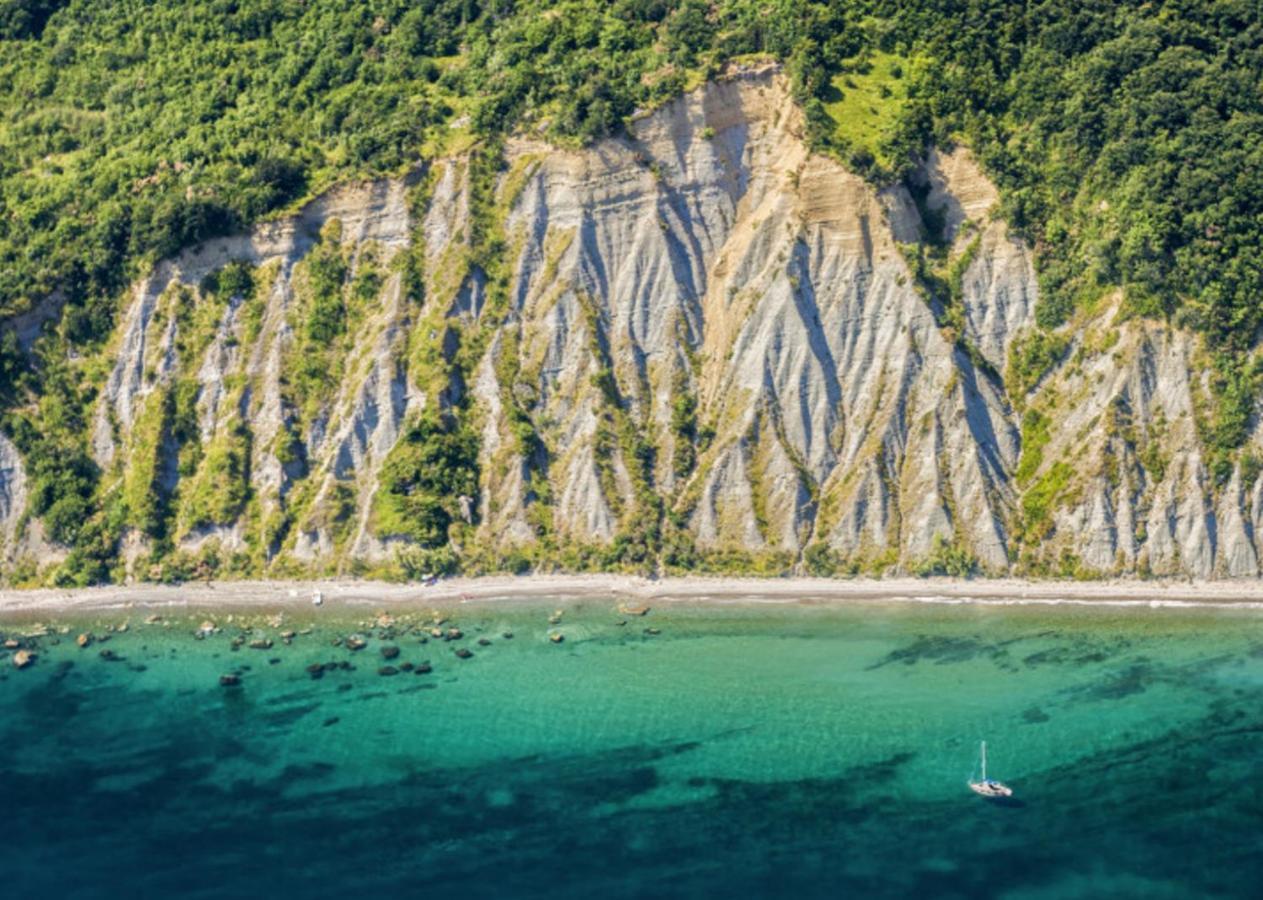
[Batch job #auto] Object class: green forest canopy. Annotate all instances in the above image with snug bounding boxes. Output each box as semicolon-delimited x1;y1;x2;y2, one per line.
2;1;1261;351
1;0;1262;580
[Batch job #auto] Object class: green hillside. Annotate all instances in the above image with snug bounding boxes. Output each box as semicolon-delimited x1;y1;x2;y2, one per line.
1;0;1262;584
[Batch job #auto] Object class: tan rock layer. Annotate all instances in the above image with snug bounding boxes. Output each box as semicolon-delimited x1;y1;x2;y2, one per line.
4;67;1258;579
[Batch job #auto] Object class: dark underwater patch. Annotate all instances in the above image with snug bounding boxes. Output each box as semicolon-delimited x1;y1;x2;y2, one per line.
261;702;322;728
867;635;1010;670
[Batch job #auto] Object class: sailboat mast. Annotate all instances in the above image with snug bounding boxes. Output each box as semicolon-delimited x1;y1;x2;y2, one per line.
981;741;987;780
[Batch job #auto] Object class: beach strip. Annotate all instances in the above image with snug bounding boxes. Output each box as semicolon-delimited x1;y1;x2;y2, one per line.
1;574;1262;616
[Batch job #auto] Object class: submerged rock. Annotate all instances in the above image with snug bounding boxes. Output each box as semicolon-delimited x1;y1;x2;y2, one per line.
414;662;433;674
249;639;274;650
99;649;123;662
617;603;651;617
454;648;473;659
378;665;399;676
306;663;325;680
380;645;400;660
345;635;368;651
549;632;564;644
219;673;241;687
477;638;492;647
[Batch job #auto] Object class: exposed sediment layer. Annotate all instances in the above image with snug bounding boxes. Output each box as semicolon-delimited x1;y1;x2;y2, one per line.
3;65;1259;580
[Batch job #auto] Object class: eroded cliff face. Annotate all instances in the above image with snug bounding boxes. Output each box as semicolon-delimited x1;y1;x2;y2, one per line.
3;66;1259;580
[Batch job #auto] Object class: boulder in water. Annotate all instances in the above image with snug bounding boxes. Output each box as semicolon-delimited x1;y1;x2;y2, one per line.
12;649;34;669
76;633;93;648
380;645;400;660
454;648;473;659
219;673;241;687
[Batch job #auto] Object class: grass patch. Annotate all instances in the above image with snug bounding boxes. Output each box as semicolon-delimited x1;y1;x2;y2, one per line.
1015;408;1052;486
912;533;978;577
179;413;252;533
1006;329;1069;403
821;51;914;172
1020;460;1073;545
372;410;479;547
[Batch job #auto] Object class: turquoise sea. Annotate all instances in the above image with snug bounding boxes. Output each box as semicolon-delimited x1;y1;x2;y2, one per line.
2;596;1262;898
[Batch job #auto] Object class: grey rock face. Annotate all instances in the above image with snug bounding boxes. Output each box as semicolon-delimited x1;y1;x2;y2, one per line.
3;67;1259;580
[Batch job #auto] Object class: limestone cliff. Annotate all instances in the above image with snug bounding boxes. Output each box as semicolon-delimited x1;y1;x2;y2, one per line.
3;65;1259;581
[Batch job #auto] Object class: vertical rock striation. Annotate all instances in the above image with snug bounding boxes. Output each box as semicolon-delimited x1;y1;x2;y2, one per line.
3;66;1260;580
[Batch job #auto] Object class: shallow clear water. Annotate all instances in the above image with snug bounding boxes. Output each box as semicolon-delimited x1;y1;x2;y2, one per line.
2;597;1262;898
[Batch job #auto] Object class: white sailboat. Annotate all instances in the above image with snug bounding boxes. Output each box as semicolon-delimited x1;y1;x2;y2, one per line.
968;741;1013;798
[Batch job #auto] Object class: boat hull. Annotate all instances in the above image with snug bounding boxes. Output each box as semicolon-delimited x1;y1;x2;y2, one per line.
969;780;1013;799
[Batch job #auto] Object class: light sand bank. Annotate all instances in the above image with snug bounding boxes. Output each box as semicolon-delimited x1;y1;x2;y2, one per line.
2;574;1263;616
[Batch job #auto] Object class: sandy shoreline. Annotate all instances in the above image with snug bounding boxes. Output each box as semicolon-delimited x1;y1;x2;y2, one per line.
2;574;1263;616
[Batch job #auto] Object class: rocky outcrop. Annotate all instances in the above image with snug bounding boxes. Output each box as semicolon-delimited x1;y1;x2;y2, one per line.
2;64;1261;580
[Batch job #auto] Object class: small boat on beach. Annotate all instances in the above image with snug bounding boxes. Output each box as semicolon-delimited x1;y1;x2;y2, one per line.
968;741;1013;799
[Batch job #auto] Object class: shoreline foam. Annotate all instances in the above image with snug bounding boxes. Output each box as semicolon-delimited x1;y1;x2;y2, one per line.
1;574;1261;616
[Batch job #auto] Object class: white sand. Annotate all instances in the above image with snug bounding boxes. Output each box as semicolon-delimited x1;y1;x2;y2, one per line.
1;573;1262;616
